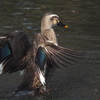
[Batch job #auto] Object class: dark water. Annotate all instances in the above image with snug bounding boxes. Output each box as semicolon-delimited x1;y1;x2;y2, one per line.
0;0;100;100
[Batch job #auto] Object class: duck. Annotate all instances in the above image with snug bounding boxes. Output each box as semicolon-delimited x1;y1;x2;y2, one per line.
0;12;81;93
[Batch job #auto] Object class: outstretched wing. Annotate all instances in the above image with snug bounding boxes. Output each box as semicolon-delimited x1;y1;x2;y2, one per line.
0;31;31;74
36;42;82;69
35;42;83;85
43;43;82;68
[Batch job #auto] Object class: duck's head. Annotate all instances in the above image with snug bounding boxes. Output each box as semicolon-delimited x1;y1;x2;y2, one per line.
50;13;68;28
41;13;68;32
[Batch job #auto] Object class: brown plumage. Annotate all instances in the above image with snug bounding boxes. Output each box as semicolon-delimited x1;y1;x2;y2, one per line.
0;13;82;93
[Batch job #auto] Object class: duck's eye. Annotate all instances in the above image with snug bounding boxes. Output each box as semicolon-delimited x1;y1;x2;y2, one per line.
50;16;60;25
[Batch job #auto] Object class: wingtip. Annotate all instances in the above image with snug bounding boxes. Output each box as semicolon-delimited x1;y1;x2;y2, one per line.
36;66;46;86
39;71;46;86
0;63;3;74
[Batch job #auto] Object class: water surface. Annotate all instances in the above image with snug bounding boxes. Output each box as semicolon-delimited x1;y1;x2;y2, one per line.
0;0;100;100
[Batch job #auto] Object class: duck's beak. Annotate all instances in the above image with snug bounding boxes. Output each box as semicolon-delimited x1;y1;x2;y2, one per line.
57;21;68;28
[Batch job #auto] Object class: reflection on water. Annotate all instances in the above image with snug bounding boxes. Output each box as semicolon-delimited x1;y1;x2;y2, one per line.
0;0;100;100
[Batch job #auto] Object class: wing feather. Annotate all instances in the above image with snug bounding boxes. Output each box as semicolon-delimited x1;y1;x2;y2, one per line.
41;42;83;69
0;31;31;74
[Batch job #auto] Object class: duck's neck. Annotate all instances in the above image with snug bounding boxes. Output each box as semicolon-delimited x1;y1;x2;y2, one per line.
40;20;58;45
41;19;52;33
